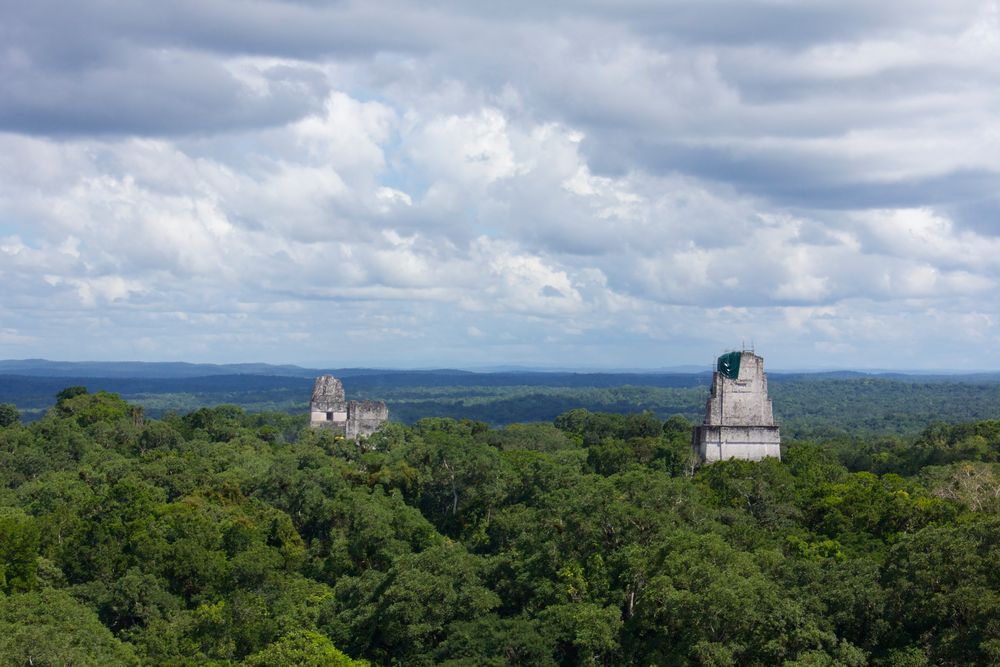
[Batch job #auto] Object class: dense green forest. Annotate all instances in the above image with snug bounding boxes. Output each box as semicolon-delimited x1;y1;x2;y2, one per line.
1;389;999;665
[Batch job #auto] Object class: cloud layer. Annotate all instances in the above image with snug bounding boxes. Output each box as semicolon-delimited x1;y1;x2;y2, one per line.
2;0;1000;369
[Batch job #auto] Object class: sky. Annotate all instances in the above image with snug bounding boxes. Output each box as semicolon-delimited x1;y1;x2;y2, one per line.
2;0;1000;370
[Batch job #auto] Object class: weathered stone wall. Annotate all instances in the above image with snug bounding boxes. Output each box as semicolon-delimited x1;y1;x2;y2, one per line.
346;400;389;439
311;376;346;412
694;351;781;463
694;425;781;462
703;352;775;426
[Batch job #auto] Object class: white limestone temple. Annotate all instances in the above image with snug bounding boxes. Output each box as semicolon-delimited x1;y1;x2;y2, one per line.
693;350;781;463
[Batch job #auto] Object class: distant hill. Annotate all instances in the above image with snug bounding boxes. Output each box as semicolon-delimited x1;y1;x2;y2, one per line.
0;369;716;413
3;359;1000;436
4;358;999;382
0;359;467;380
0;359;317;378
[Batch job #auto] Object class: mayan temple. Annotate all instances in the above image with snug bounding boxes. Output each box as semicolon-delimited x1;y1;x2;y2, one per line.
693;350;781;463
309;375;388;439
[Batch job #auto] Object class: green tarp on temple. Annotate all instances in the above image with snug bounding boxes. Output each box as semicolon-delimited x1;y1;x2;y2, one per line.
717;351;741;379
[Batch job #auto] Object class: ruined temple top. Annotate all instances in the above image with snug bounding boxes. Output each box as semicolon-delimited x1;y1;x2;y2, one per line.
310;375;345;410
703;351;776;427
309;375;388;438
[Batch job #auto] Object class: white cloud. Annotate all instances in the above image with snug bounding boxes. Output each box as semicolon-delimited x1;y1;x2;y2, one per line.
0;329;36;345
855;208;1000;271
405;108;520;189
0;1;1000;368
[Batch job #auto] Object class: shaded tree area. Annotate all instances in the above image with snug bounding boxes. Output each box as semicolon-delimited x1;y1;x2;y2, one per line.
0;389;998;665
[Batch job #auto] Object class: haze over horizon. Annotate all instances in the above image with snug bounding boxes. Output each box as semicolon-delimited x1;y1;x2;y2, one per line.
3;1;1000;370
4;357;1000;379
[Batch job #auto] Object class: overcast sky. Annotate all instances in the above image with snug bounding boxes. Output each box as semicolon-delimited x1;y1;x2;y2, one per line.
2;0;1000;370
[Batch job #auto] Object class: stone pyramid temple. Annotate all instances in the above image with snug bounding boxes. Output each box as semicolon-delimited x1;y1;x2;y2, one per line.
693;350;781;463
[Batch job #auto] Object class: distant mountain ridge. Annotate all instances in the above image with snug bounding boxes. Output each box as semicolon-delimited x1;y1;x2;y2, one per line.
2;358;999;384
4;359;1000;433
0;359;424;379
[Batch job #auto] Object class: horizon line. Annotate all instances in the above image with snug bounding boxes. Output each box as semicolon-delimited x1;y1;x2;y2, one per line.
2;357;999;376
